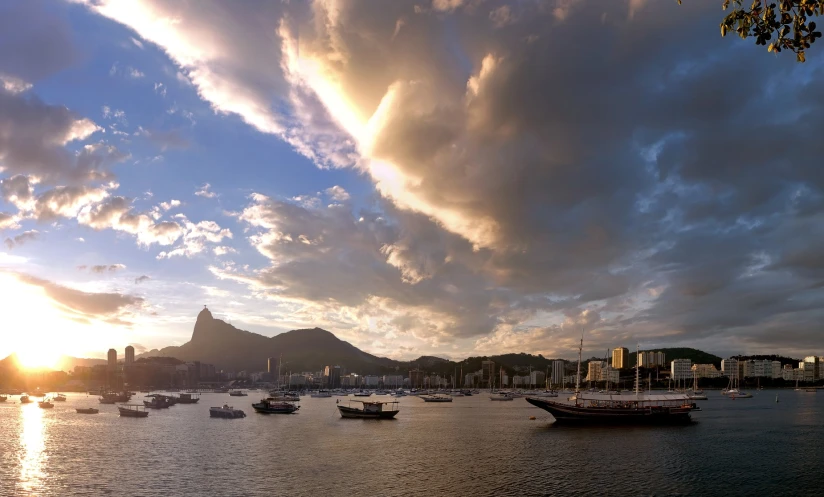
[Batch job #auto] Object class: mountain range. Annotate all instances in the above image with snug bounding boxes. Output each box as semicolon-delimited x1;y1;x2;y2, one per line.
2;307;746;377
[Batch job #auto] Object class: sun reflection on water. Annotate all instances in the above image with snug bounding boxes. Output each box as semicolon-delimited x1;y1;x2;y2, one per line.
18;402;46;495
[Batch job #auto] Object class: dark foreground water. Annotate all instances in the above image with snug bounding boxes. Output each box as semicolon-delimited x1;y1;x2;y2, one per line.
1;390;822;496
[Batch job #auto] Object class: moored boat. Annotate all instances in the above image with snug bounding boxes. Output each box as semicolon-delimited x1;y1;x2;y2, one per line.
210;404;247;418
337;400;399;419
353;390;372;397
20;395;31;404
252;398;300;414
490;393;515;401
421;394;453;402
310;390;332;398
76;407;100;414
143;396;171;409
176;393;200;404
229;390;248;397
526;339;699;425
38;399;54;409
0;395;7;402
54;393;67;402
118;404;149;418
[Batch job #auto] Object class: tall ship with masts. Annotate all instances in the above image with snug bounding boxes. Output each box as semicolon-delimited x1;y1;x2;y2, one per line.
526;336;700;425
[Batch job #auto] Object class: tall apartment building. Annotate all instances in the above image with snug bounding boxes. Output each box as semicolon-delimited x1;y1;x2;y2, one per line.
803;356;820;380
612;347;629;369
691;364;721;378
551;360;565;386
481;360;495;388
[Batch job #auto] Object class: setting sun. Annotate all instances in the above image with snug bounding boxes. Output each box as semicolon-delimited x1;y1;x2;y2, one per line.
0;273;124;369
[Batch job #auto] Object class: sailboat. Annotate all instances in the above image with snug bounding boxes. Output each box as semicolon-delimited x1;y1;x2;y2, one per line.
724;372;752;399
526;338;700;425
687;370;707;400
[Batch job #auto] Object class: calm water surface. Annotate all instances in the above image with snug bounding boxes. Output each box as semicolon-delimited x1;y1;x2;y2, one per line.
1;391;822;496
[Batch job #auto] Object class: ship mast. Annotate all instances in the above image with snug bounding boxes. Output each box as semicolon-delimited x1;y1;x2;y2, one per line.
635;344;640;397
575;330;583;394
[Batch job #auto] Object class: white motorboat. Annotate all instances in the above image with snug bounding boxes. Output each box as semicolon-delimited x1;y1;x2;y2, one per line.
229;390;248;397
310;390;333;398
421;394;453;403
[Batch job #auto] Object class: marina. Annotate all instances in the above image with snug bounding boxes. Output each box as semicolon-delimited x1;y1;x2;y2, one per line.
1;390;821;495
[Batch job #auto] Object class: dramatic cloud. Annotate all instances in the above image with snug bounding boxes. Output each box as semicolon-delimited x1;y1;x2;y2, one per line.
77;196;184;246
0;2;78;82
0;87;116;184
74;0;824;356
134;275;150;284
10;271;143;324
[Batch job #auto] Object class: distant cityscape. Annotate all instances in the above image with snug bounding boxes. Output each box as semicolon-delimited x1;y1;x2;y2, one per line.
9;345;823;392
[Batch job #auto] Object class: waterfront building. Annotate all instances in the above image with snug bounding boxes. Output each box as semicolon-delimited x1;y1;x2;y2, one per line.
638;351;666;368
324;365;342;388
409;369;425;388
612;347;629;369
363;375;380;387
721;358;739;379
500;373;509;387
803;356;820;380
587;361;605;382
799;361;816;382
107;349;117;371
691;364;721;379
513;375;528;387
481;360;495;388
125;345;134;366
267;357;274;374
551;360;565;386
530;371;545;387
671;359;692;381
739;359;781;378
382;375;403;388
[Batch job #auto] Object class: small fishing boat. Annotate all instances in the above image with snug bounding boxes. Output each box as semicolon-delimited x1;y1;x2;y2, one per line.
337;400;399;419
176;393;200;404
210;404;247;418
143;396;171;409
310;390;332;398
76;408;99;414
38;399;54;409
252;398;300;414
804;388;818;393
20;395;31;404
0;395;7;402
213;387;229;393
118;404;149;418
421;394;453;403
353;390;372;397
229;390;248;397
53;393;67;402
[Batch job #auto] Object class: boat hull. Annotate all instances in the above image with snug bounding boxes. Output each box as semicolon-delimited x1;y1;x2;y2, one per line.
76;408;99;414
526;397;693;425
252;403;299;414
337;406;399;419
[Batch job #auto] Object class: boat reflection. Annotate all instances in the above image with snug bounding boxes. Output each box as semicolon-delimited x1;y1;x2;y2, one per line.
19;401;46;494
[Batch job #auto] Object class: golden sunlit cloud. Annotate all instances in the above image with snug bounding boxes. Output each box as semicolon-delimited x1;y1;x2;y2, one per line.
0;273;140;368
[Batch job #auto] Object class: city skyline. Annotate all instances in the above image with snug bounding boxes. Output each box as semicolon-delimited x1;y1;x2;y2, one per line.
3;1;824;368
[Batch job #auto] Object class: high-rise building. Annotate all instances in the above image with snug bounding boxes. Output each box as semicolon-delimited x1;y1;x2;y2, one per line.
107;349;117;371
721;358;738;380
324;365;342;388
481;360;495;388
612;347;629;369
125;345;135;366
587;361;605;382
409;368;424;388
551;360;565;386
803;356;820;380
530;371;546;387
691;364;721;378
268;357;275;374
670;359;692;381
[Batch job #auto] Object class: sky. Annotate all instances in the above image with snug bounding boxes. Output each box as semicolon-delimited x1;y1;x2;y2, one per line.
1;0;823;366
